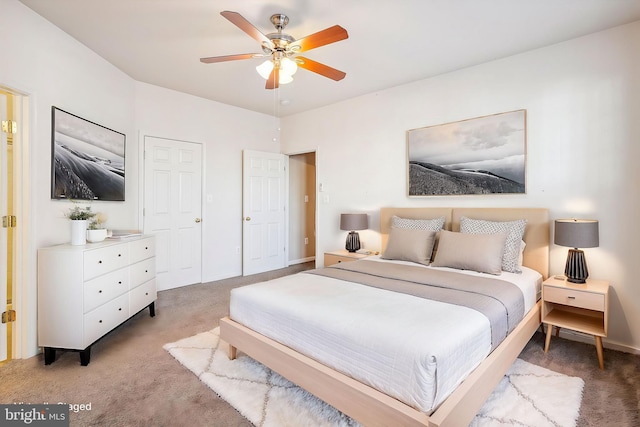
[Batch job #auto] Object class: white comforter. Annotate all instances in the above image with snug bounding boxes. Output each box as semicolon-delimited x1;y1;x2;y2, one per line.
229;261;541;413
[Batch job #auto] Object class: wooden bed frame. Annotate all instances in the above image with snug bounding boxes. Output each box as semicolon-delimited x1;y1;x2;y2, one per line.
220;207;549;427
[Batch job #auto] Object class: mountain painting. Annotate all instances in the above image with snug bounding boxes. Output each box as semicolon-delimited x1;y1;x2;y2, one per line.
407;110;526;196
51;107;125;201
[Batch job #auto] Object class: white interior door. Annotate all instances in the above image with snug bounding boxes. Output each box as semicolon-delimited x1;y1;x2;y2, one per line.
242;150;287;276
0;94;8;361
143;136;202;290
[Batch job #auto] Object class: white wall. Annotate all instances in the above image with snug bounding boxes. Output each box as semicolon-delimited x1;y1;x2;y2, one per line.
1;0;280;357
281;21;640;353
134;82;279;282
1;0;138;357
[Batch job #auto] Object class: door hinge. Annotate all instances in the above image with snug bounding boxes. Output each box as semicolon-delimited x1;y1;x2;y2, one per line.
2;215;16;228
1;310;16;324
1;120;17;134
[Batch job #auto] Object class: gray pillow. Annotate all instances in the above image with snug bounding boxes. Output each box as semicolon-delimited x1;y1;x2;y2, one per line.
391;215;445;231
381;228;437;265
460;217;527;273
431;230;507;275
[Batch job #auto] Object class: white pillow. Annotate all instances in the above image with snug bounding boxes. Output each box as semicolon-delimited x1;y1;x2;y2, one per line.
460;217;527;273
431;230;507;275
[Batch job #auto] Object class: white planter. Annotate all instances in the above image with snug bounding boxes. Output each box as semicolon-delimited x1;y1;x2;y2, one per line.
86;228;108;243
70;220;88;245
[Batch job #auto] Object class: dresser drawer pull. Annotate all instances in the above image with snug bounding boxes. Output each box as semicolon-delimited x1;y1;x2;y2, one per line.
118;281;122;284
145;247;148;250
145;292;149;296
99;290;102;294
145;270;148;273
98;260;103;264
119;308;122;311
99;320;103;323
568;296;576;299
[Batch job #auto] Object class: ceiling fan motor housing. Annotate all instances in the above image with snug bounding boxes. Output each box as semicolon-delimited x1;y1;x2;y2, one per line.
270;14;289;31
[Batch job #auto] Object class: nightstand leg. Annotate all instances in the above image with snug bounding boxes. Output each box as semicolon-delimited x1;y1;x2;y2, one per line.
544;324;553;352
595;336;604;370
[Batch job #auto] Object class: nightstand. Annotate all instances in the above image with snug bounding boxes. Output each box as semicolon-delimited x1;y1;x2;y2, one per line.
324;250;370;267
542;277;610;369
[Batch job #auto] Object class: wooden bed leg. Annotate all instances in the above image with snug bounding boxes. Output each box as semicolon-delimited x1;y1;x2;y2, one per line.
228;344;237;360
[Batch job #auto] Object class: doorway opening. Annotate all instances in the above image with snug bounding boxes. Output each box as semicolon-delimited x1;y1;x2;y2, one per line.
288;151;316;266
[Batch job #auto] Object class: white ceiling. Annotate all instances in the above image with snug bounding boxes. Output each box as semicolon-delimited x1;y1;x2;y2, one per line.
19;0;640;117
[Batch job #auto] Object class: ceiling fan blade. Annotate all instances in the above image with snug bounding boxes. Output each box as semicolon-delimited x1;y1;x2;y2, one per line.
221;11;273;49
265;67;279;90
200;53;261;64
296;57;346;81
291;25;348;53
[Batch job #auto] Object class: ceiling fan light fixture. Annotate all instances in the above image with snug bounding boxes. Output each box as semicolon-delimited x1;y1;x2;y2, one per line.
256;60;274;79
280;57;297;76
256;58;296;84
279;73;294;85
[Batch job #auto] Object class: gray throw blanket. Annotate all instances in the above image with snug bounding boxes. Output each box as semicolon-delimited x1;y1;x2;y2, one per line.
306;260;524;350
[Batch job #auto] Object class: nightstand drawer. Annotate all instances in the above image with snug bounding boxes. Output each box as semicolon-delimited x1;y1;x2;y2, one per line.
325;254;356;266
544;286;605;311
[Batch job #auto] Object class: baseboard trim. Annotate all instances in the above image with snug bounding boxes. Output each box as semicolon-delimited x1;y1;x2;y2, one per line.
557;329;640;355
288;256;315;265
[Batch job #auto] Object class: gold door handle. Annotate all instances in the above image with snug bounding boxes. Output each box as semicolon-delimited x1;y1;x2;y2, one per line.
245;217;251;221
195;218;201;223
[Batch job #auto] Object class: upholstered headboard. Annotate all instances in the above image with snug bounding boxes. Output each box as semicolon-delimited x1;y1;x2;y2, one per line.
380;207;549;278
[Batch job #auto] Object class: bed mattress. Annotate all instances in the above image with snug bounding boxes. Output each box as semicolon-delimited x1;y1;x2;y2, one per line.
229;259;541;413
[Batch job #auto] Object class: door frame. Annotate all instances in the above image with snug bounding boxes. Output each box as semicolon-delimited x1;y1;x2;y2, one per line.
285;148;318;268
0;85;31;360
139;132;205;288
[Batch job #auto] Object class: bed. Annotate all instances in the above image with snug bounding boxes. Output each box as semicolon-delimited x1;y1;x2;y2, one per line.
220;207;549;427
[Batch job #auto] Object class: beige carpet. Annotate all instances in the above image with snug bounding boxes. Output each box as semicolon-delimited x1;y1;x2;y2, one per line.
165;327;584;427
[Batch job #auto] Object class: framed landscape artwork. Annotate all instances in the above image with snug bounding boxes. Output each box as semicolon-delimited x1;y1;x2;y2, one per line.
407;109;526;196
51;107;125;201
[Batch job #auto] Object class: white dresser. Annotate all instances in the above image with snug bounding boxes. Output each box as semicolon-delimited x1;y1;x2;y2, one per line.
37;236;156;365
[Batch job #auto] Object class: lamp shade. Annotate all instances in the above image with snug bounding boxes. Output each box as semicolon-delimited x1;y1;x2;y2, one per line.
554;219;599;249
340;213;368;231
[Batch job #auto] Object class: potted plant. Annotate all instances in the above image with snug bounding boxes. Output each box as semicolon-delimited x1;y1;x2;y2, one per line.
86;213;108;243
65;204;96;245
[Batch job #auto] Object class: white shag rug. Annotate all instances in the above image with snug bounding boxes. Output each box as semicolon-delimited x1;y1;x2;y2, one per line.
164;328;584;427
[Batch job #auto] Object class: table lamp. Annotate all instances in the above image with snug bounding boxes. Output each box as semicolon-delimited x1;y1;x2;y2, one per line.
554;219;599;283
340;213;368;253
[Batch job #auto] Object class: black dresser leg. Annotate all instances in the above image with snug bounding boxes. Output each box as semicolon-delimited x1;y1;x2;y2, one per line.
44;347;56;365
79;347;91;366
149;301;156;317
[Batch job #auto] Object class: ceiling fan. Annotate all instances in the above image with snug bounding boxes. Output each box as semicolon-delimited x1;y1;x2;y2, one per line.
200;11;349;90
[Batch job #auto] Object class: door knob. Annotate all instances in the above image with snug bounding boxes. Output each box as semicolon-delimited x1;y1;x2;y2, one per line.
195;218;201;223
245;217;251;221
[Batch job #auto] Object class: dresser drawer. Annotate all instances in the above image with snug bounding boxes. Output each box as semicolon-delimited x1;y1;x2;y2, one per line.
130;237;155;264
84;245;130;280
130;257;156;289
83;294;130;346
130;279;157;314
84;268;130;313
544;286;605;312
